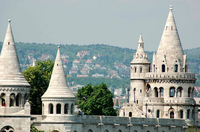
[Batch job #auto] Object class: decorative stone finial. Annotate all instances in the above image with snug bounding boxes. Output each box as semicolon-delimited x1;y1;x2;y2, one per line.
8;19;11;22
170;5;173;12
58;46;60;48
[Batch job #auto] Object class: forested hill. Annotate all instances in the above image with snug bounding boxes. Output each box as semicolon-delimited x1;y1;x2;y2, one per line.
0;42;200;86
0;42;153;71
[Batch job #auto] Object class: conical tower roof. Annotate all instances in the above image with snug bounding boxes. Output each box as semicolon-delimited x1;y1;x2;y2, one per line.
131;33;150;64
0;20;30;86
42;46;75;98
156;6;184;70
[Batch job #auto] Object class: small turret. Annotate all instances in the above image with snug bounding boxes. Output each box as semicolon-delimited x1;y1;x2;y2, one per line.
131;33;150;64
42;46;75;117
0;20;30;114
129;33;150;105
0;19;30;86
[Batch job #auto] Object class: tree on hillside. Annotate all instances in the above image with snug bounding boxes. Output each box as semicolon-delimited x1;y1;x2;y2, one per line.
76;83;117;116
23;59;54;114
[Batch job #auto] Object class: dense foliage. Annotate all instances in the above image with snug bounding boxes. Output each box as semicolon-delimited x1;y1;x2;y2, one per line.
23;59;54;114
76;83;117;116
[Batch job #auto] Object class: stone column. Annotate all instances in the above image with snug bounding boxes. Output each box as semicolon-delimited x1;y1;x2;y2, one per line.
158;89;161;98
61;103;64;115
5;94;9;107
21;94;25;107
175;88;177;97
68;103;71;114
53;103;56;114
0;95;2;107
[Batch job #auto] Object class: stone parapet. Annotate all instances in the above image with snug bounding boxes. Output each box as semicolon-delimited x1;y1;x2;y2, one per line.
144;97;195;105
75;115;185;126
146;72;195;80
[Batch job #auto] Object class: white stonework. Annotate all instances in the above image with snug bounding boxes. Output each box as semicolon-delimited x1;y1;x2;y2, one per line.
1;5;200;132
120;5;200;128
0;20;31;132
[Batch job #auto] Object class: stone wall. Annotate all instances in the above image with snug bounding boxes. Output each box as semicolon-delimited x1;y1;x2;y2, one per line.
33;115;186;132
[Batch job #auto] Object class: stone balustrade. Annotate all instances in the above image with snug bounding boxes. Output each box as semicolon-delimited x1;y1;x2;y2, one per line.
144;97;195;105
146;72;195;79
76;115;185;126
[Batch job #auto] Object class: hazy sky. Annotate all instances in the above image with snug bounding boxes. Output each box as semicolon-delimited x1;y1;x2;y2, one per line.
0;0;199;51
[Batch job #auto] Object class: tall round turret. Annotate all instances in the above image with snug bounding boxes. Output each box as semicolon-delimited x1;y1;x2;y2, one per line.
0;20;30;114
130;33;150;105
144;6;196;122
41;46;75;121
154;5;187;73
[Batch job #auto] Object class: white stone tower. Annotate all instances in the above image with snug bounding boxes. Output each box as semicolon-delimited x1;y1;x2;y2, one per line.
120;6;197;125
143;6;196;124
130;33;150;105
41;46;76;120
0;20;31;132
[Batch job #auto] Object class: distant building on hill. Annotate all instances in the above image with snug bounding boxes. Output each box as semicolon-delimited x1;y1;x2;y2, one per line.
76;51;90;58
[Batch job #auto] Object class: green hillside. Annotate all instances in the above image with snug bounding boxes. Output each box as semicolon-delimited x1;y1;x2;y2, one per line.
0;42;200;89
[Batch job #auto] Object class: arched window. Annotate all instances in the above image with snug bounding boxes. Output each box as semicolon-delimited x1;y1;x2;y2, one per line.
174;64;178;72
170;111;174;119
10;93;15;107
188;87;191;97
49;103;53;114
1;93;6;106
134;131;138;132
16;93;22;107
169;87;175;97
154;87;158;97
56;104;61;114
129;112;132;117
187;109;190;119
1;126;15;132
159;87;164;97
104;130;109;132
147;84;151;91
118;130;122;132
134;67;137;73
71;104;74;114
156;110;160;118
179;110;183;118
88;129;93;132
64;104;68;114
177;87;182;97
153;65;155;72
140;67;142;73
192;109;195;120
162;64;165;72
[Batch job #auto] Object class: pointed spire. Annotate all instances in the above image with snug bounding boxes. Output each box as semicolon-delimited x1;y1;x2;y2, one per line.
0;20;30;86
138;32;144;44
131;33;150;64
156;5;184;72
136;33;145;53
42;46;75;98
